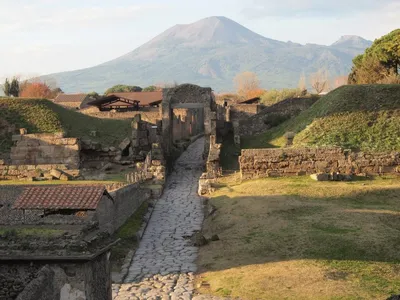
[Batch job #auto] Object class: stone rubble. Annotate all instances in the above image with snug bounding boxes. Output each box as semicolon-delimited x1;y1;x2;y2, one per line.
113;137;228;300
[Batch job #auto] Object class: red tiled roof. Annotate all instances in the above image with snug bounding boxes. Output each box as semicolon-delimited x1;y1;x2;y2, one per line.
13;186;111;210
109;92;163;106
54;94;88;103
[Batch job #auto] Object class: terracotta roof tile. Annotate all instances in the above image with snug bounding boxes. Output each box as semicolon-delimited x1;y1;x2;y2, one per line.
13;185;110;210
54;94;88;103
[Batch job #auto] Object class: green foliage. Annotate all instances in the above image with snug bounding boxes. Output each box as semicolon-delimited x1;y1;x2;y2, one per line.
142;85;157;92
105;84;142;94
349;29;400;84
2;78;10;96
10;78;20;97
87;91;100;99
0;98;131;153
242;84;400;152
261;88;305;106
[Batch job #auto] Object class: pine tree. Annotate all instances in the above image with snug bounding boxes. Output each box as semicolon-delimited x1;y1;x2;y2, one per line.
2;78;10;96
10;77;20;97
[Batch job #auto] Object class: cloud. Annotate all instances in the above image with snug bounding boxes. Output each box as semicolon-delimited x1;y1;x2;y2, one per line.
241;0;398;18
0;2;164;33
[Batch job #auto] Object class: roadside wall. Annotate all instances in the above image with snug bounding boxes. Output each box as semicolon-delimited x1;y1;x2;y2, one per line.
108;183;151;231
240;147;400;180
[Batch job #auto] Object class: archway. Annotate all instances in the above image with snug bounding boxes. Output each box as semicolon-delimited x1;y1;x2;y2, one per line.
161;84;217;160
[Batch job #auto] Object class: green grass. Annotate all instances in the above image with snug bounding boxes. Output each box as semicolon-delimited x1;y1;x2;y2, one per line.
241;84;400;151
0;97;131;153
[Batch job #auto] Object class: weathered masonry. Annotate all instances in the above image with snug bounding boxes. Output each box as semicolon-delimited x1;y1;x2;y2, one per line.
240;147;400;180
10;132;80;168
161;84;217;159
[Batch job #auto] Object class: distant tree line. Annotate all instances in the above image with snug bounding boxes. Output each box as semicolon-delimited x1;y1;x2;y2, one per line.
104;82;179;95
1;77;63;98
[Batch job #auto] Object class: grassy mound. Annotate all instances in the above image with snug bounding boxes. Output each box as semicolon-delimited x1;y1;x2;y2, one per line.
241;85;400;151
0;97;131;153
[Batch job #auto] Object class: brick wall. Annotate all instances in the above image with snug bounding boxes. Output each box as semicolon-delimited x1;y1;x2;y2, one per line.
240;147;400;180
10;133;80;168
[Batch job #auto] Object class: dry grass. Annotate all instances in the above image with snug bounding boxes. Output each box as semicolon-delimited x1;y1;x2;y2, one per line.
196;176;400;299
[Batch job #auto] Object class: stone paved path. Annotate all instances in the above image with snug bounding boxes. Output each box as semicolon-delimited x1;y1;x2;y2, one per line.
113;137;220;300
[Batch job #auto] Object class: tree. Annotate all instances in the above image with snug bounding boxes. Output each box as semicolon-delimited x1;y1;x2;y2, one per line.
349;29;400;84
105;85;142;94
49;87;63;99
87;91;100;99
234;71;261;99
10;77;20;97
143;85;160;92
20;82;51;98
298;72;307;91
2;78;10;96
310;69;329;94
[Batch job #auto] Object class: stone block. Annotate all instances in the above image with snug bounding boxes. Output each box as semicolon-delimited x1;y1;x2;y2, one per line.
12;135;22;142
310;173;330;181
119;138;131;151
50;169;63;179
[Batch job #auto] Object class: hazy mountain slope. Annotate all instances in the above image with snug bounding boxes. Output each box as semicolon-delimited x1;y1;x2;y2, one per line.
42;16;372;93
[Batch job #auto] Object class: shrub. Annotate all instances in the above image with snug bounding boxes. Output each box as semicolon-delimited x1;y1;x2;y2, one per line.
261;89;305;106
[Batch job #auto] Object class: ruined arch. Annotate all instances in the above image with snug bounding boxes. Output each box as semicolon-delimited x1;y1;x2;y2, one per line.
161;84;216;159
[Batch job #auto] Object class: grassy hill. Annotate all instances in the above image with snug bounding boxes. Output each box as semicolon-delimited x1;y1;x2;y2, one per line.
0;97;131;153
242;85;400;152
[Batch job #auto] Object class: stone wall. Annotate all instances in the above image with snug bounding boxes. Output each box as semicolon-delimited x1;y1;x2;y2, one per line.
126;143;166;186
198;135;221;195
108;183;151;231
80;107;161;124
228;104;262;121
10;132;80;168
1;251;112;300
172;108;204;142
81;116;156;165
239;97;318;136
240;147;400;180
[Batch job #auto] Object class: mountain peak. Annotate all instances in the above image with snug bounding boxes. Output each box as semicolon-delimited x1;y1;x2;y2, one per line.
141;16;282;48
332;35;372;48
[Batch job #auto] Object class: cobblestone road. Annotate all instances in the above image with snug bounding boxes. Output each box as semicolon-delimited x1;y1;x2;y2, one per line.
113;138;216;300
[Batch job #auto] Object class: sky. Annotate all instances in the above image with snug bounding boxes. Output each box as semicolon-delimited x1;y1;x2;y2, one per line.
0;0;399;81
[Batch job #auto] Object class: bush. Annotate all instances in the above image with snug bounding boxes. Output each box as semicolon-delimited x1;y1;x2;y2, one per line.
261;89;305;106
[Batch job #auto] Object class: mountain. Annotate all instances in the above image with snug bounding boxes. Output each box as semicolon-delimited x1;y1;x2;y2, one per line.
42;16;373;93
331;35;372;49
